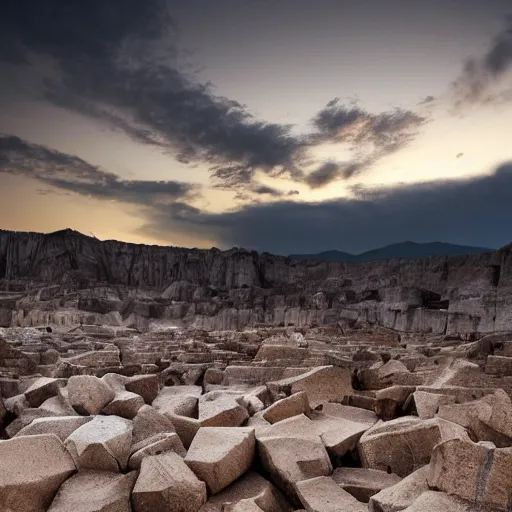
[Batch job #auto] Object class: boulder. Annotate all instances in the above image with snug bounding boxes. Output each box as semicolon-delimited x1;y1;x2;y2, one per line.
309;403;377;458
185;427;255;494
125;374;159;404
0;434;76;512
24;377;64;408
15;416;92;442
48;470;137;512
102;390;145;419
368;466;429;512
132;452;207;512
131;404;181;452
295;476;367;512
262;391;310;424
67;375;115;415
409;390;456;419
428;438;512;511
267;366;352;408
165;413;201;449
198;471;292;512
257;433;332;503
152;386;201;417
65;415;133;471
332;467;402;503
198;393;249;427
358;417;443;477
402;491;490;512
129;432;186;469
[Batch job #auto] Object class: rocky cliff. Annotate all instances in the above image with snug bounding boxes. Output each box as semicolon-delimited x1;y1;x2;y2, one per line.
1;228;511;336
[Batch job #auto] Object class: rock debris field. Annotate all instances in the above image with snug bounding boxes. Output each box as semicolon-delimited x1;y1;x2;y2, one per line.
1;324;512;511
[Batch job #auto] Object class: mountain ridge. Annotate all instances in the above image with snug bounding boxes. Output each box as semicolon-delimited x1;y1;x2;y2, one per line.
289;241;494;263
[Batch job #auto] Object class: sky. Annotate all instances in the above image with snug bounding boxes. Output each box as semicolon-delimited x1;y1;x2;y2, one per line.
0;0;511;254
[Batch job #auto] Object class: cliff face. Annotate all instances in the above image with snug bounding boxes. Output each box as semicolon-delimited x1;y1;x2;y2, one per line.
0;228;511;336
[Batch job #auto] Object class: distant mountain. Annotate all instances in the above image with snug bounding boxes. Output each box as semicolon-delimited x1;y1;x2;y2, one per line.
289;241;494;263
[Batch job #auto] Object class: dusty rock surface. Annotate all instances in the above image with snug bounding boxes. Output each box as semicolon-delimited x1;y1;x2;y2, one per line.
1;236;512;512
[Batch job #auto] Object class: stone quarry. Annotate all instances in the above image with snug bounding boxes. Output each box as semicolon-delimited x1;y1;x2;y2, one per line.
1;228;512;510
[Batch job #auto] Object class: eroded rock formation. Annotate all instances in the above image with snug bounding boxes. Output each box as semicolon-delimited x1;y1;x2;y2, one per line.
1;228;511;336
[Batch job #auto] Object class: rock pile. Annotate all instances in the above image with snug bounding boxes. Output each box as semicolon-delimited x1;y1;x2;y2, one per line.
1;323;512;510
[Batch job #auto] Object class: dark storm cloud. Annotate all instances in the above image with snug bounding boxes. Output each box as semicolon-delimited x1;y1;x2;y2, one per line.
312;99;426;149
142;162;512;254
0;135;197;204
304;99;427;186
453;17;512;106
1;0;307;188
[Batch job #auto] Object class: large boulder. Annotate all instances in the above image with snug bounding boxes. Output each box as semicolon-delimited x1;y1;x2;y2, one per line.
332;467;401;503
198;471;292;512
65;415;133;471
262;391;310;424
102;390;145;419
428;438;512;511
152;386;201;417
48;470;137;512
125;374;159;404
185;427;255;494
198;392;249;427
0;434;76;512
267;366;352;408
309;403;377;458
257;432;332;503
402;491;490;512
358;416;465;477
24;377;64;408
295;476;367;512
67;375;115;415
369;466;429;512
14;416;92;442
132;452;207;512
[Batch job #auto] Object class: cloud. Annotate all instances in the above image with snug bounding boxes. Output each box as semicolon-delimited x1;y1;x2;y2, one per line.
456;152;464;159
453;17;512;106
1;0;307;189
0;134;198;205
304;99;427;186
139;162;512;254
312;99;426;150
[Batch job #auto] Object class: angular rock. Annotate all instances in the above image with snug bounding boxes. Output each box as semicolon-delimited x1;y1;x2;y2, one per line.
296;476;367;512
332;467;402;503
132;452;207;512
15;416;92;442
358;417;442;477
129;432;186;469
410;390;456;419
65;415;133;471
310;403;377;457
67;375;115;415
267;366;352;408
428;438;512;511
24;377;64;408
165;413;201;449
257;434;332;503
262;391;310;424
48;470;137;512
102;390;145;419
369;465;429;512
185;427;255;494
198;393;249;427
198;471;292;512
0;434;76;512
402;491;489;512
152;386;201;417
131;404;179;451
125;374;159;404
